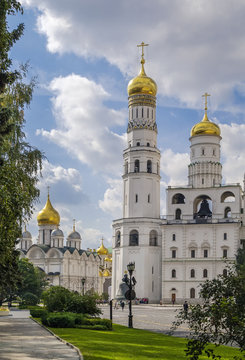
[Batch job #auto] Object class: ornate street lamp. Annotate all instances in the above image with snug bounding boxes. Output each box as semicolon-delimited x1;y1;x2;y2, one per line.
127;262;135;328
81;277;86;296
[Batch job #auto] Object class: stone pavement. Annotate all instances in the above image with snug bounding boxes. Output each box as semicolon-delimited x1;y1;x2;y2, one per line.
101;304;189;337
0;309;81;360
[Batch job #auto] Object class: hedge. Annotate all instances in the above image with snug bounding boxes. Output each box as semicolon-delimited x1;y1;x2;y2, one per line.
41;312;112;330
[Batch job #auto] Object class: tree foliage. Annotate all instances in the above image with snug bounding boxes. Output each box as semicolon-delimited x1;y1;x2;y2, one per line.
172;248;245;360
16;258;47;305
42;286;101;316
0;0;43;300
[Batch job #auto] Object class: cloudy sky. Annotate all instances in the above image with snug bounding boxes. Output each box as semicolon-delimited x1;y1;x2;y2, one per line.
11;0;245;249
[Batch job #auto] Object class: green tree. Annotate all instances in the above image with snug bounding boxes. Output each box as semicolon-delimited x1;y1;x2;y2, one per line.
0;1;43;301
16;258;47;305
172;248;245;360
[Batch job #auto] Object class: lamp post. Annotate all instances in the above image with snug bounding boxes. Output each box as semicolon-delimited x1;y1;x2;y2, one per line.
81;277;86;296
127;262;135;328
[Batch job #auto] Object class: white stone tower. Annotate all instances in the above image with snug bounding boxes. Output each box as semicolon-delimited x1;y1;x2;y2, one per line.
188;93;222;188
112;43;162;303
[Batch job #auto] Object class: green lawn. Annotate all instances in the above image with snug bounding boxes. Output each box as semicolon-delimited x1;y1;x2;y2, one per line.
48;324;241;360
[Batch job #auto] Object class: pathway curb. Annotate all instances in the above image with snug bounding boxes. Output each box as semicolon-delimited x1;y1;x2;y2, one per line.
31;317;83;360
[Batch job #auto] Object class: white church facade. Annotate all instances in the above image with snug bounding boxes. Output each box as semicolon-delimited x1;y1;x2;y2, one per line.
19;194;112;295
112;43;245;303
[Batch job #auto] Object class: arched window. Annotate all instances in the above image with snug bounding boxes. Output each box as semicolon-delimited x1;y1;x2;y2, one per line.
172;269;176;278
157;163;159;175
190;288;195;299
223;269;228;277
172;234;176;241
142;108;144;118
224;207;231;218
221;191;235;203
175;208;181;220
115;231;121;247
134;160;140;172
149;230;158;246
148;194;150;203
172;193;185;204
190;269;195;278
129;230;139;246
203;269;208;278
136;108;138;118
147;160;152;173
147;108;149;118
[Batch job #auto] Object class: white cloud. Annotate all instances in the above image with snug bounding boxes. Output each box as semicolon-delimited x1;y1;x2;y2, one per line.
220;123;245;184
23;0;245;110
39;160;82;191
99;178;123;218
161;149;189;186
36;74;126;174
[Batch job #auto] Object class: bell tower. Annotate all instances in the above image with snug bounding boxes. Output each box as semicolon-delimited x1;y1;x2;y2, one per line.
188;93;222;188
123;42;161;218
112;43;162;303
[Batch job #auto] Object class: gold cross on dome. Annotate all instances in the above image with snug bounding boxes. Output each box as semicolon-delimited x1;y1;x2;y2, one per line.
47;185;50;197
73;219;76;232
137;41;149;61
202;92;211;112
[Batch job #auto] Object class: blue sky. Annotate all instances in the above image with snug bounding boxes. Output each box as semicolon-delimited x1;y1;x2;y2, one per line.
10;0;245;249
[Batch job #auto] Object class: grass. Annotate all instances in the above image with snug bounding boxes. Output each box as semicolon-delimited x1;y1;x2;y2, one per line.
46;323;242;360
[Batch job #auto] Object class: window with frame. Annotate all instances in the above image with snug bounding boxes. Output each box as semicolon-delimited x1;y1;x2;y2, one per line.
172;250;176;258
134;159;140;172
223;269;228;277
223;249;228;258
175;208;181;220
224;233;227;240
204;249;208;258
171;269;176;278
129;230;139;246
115;231;121;247
172;234;176;241
203;269;208;278
191;249;195;258
190;288;195;299
190;269;195;278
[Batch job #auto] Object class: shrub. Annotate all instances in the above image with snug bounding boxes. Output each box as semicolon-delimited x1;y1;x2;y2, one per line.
68;294;101;315
21;292;39;306
30;308;48;318
42;313;76;328
42;286;101;316
42;286;72;312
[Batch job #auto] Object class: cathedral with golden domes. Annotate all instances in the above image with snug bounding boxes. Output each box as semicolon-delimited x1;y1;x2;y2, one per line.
19;193;112;296
112;43;245;303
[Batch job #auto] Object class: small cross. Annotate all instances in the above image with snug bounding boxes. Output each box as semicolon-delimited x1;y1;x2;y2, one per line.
202;92;211;112
47;185;50;197
137;41;149;61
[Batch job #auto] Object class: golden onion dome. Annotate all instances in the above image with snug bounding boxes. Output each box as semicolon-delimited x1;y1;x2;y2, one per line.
191;113;220;137
191;93;220;137
37;194;60;226
103;269;111;277
105;256;112;262
96;238;108;256
127;42;157;97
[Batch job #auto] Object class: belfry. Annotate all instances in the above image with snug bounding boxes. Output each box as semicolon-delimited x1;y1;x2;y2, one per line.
112;43;245;303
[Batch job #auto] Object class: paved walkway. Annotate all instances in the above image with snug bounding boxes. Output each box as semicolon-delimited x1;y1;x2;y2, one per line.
0;310;81;360
101;304;189;337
